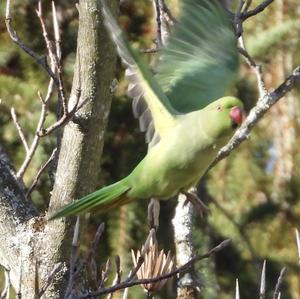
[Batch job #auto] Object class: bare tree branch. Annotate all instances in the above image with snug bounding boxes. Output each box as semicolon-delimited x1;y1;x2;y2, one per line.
80;240;230;298
259;260;266;299
17;92;47;178
158;0;176;25
5;0;58;84
211;65;300;168
0;0;118;297
36;1;84;137
38;263;63;298
238;39;267;97
26;148;58;197
65;217;80;298
272;268;286;299
235;278;240;299
295;228;300;264
242;0;274;20
51;1;62;62
10;108;29;154
38;87;83;137
37;3;68;116
153;0;163;47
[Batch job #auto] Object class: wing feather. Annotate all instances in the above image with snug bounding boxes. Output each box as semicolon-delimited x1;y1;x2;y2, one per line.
156;0;239;112
102;1;178;145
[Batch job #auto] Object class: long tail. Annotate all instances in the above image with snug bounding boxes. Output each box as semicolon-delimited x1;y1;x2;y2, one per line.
49;179;131;220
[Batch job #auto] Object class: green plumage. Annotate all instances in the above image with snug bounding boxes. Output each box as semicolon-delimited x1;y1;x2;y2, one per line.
49;0;243;220
51;180;131;219
156;0;239;112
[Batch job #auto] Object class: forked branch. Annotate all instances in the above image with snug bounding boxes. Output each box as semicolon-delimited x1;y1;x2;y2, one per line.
6;0;84;179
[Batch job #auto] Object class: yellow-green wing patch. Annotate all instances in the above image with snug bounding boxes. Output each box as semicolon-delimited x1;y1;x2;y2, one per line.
102;1;179;147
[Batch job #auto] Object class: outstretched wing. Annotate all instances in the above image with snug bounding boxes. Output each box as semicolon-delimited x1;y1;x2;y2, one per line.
156;0;239;113
102;1;178;145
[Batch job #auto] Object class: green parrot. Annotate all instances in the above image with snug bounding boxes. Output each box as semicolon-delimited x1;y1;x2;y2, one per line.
50;0;244;219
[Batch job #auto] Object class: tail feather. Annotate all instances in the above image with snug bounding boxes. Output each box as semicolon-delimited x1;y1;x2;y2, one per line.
49;179;131;220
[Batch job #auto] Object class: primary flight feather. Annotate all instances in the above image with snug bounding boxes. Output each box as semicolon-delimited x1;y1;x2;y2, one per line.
50;0;244;219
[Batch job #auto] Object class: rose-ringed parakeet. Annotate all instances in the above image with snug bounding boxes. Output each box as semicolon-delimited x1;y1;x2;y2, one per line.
50;0;244;219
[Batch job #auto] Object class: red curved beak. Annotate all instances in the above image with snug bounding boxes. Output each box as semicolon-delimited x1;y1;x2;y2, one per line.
230;106;245;125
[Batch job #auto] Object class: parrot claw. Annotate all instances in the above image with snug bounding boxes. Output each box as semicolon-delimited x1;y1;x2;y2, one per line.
148;198;160;229
182;191;210;218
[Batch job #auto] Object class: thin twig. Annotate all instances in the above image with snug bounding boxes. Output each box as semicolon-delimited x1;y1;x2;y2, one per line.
99;259;112;289
71;222;105;285
17;256;22;299
295;228;300;264
153;0;163;47
127;256;144;282
235;278;240;299
88;224;106;285
17;93;48;178
6;0;77;152
272;268;286;299
260;260;266;299
79;239;231;298
65;216;80;297
26;148;58;197
36;1;68;116
5;0;57;84
38;263;63;298
234;0;245;37
36;0;84;137
235;1;267;97
107;256;122;299
38;89;83;136
158;0;176;25
34;259;40;298
242;0;274;20
244;0;252;12
36;1;57;68
44;73;56;105
52;1;62;61
114;255;121;283
238;38;267;97
90;222;105;254
10;108;29;153
122;287;129;299
140;47;161;54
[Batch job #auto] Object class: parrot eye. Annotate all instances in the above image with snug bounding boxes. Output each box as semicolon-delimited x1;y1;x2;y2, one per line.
217;105;222;111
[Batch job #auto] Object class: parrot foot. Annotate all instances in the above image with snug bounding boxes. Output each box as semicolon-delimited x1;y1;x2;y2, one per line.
148;198;160;230
182;191;210;218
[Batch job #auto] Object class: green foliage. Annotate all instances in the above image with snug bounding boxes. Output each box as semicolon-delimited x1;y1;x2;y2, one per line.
246;20;300;59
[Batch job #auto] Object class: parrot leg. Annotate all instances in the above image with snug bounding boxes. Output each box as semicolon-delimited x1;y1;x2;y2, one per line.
182;190;210;217
148;198;160;229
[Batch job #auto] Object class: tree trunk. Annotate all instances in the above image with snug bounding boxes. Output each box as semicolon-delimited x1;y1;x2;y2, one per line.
0;0;117;297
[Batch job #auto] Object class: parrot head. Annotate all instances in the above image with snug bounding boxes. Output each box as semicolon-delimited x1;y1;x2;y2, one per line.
202;96;245;140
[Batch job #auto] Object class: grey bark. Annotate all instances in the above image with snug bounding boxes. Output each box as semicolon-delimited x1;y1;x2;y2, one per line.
172;195;200;299
0;146;39;294
0;0;117;298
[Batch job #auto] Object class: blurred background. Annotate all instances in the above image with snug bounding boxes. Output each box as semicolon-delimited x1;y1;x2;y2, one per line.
0;0;300;298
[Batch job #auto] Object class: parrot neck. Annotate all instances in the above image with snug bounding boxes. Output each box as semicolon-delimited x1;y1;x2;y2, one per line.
200;114;233;142
177;110;233;153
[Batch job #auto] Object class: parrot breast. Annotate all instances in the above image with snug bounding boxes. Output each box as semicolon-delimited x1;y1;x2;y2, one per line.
127;110;234;199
